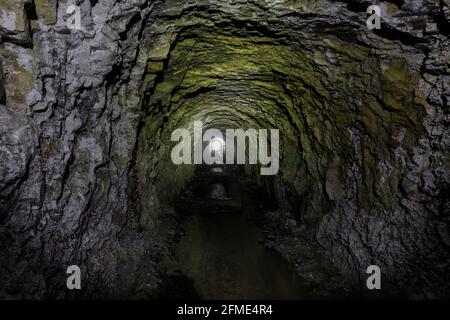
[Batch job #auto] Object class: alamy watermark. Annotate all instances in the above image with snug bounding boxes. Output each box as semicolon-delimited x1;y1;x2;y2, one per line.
66;265;81;290
170;121;279;176
66;5;82;31
366;265;381;290
65;4;383;34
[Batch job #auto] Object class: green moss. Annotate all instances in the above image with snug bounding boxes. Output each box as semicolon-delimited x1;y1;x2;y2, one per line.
0;0;26;32
147;61;165;73
148;43;171;61
382;92;405;111
114;155;130;168
34;0;57;25
136;27;427;224
78;152;90;174
381;61;408;82
151;81;177;105
142;73;157;92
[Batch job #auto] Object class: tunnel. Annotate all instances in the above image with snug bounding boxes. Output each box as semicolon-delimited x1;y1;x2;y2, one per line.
0;0;449;300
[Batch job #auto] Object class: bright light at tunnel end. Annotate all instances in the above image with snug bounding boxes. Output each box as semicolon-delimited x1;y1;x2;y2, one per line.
210;137;225;152
171;121;280;176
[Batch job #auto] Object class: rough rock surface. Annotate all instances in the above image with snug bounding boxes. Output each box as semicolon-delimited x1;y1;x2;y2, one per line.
0;0;449;298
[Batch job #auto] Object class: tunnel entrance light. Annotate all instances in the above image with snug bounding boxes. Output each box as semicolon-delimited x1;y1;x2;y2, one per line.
208;137;225;165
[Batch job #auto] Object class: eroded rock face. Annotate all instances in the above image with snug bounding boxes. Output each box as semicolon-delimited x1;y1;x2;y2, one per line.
0;0;449;298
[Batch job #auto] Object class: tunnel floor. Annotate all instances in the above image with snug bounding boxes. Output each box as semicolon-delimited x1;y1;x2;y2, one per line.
173;165;311;299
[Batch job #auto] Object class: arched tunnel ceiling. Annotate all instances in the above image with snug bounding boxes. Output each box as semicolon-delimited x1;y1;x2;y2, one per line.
132;4;431;213
0;0;449;299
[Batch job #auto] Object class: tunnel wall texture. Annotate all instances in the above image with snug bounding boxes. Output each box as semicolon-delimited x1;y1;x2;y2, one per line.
0;0;449;298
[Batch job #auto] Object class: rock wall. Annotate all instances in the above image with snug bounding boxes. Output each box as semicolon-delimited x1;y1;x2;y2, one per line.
0;0;449;298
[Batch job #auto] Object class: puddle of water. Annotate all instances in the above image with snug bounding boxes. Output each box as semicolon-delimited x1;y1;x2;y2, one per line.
177;210;308;299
